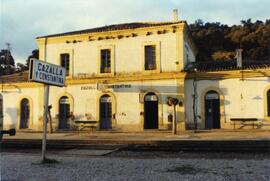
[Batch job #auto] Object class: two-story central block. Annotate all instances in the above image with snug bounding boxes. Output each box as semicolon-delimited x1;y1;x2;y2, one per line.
32;18;196;131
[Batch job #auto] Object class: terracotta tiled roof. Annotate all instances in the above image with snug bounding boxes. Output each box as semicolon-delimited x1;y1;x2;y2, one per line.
0;71;28;83
185;60;270;72
36;21;185;39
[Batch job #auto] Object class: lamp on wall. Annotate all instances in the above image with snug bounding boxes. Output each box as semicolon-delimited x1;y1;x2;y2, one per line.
178;100;183;107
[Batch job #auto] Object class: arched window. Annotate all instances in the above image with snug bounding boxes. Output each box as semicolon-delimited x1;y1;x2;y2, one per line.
20;98;30;129
267;90;270;116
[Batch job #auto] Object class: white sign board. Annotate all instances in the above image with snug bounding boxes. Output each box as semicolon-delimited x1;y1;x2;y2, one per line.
29;59;66;87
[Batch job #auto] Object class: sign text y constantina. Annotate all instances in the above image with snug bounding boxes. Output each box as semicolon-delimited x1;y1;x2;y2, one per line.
29;59;66;87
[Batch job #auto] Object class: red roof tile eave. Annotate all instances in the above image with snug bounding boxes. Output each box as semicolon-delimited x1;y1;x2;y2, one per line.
196;66;270;72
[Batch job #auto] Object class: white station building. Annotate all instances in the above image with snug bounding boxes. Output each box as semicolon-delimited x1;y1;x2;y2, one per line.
1;13;270;132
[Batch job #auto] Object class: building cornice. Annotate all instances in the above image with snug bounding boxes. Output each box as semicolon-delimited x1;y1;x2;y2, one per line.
2;68;270;90
1;72;186;90
68;72;186;85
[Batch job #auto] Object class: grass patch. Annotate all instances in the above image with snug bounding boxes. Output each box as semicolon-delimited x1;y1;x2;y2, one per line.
42;158;59;164
32;157;60;167
246;170;254;174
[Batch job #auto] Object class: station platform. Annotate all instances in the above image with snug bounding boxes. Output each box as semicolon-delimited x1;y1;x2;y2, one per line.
2;130;270;152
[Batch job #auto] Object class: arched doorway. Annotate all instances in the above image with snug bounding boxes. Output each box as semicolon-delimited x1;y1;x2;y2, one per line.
20;98;30;129
0;94;3;138
267;89;270;116
58;96;70;129
205;90;220;129
99;95;112;130
144;92;158;129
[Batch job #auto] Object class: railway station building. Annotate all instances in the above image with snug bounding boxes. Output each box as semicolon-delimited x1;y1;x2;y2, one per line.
1;14;270;132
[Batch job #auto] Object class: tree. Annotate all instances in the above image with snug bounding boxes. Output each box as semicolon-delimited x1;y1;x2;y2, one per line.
26;49;39;68
0;44;40;75
241;18;252;28
16;62;27;71
0;44;15;75
194;19;204;27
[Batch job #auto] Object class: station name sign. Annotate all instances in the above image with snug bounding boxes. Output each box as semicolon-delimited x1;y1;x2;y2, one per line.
81;84;132;91
29;59;66;87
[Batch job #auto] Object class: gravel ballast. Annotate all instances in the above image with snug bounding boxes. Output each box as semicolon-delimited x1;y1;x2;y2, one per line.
1;151;269;181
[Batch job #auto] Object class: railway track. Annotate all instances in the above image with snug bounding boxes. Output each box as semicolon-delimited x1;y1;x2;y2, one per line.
1;139;270;152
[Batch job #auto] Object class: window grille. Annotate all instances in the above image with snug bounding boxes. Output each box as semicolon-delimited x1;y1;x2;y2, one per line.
60;53;70;76
100;49;111;73
144;45;156;70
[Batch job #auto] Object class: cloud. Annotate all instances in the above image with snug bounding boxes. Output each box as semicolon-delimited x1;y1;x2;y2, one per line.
0;0;269;63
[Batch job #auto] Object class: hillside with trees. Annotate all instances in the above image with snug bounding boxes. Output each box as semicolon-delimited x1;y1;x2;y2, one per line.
189;19;270;62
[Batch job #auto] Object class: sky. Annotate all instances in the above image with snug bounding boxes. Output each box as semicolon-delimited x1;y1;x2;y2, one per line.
1;0;269;64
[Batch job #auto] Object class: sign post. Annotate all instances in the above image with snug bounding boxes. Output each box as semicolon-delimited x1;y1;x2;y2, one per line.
29;58;66;162
42;85;49;161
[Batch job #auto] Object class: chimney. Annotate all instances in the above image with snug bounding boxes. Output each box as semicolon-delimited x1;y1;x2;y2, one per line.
236;49;243;67
172;9;179;22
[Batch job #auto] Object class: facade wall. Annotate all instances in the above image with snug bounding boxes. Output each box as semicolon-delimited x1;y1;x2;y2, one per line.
4;74;270;131
185;77;270;129
2;23;194;132
46;79;182;132
2;87;41;130
43;32;179;77
2;79;184;132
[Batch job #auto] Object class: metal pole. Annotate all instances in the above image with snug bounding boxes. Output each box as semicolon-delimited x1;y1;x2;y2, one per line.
41;37;48;162
194;77;197;130
42;85;49;161
173;105;177;134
